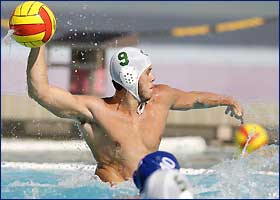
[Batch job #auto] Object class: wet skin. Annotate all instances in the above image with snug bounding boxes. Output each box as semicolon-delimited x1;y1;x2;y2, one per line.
27;46;244;183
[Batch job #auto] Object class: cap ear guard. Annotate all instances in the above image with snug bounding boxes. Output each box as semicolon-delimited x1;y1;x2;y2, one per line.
119;67;137;86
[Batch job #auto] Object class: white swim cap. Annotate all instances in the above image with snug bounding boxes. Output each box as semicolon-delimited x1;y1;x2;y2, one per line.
141;169;194;199
110;47;152;102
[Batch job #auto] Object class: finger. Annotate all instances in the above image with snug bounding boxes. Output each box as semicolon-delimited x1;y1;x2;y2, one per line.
225;106;230;114
233;112;244;124
232;107;241;116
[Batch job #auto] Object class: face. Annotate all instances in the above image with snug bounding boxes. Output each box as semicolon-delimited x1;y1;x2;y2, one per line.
138;66;155;102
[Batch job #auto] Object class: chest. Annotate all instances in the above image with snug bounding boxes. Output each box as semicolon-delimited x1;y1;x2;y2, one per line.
95;103;169;147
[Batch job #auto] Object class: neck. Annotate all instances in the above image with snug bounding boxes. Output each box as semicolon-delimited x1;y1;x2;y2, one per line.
114;90;141;113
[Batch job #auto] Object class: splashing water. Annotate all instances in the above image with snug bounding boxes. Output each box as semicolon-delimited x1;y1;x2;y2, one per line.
1;145;278;199
241;134;252;157
241;126;256;157
190;145;279;199
2;30;15;57
2;29;14;46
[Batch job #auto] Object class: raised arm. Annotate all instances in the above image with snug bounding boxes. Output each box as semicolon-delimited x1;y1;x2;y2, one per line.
27;45;93;123
160;85;244;124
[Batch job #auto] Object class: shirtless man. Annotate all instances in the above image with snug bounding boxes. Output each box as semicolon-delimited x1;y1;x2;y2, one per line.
27;46;243;183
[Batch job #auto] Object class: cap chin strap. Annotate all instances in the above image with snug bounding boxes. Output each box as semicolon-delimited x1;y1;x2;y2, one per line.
137;102;146;115
116;65;151;114
118;91;146;115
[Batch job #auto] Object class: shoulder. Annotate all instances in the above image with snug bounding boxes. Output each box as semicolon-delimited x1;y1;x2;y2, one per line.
152;84;176;106
153;84;172;92
153;84;174;96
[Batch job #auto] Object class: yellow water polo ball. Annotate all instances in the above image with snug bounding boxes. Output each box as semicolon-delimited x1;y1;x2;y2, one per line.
235;123;269;153
9;1;56;48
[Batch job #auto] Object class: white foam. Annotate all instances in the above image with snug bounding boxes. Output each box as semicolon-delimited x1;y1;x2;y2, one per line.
2;137;207;154
180;168;214;175
1;161;96;172
2;162;277;176
159;136;207;154
1;139;91;152
180;167;278;176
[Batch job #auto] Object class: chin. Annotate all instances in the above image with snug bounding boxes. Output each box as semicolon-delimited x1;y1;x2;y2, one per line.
140;94;152;102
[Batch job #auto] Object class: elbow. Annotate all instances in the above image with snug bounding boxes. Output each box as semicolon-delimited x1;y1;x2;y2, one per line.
27;85;37;100
27;84;50;102
27;86;36;99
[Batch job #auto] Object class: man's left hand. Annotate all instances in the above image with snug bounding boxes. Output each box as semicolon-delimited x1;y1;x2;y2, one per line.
225;99;244;124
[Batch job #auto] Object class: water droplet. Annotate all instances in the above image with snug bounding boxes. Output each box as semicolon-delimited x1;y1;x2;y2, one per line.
74;33;77;36
72;60;76;64
94;43;98;46
67;20;72;26
74;69;78;72
82;32;86;36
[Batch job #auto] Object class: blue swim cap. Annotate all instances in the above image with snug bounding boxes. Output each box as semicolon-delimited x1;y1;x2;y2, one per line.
133;151;180;191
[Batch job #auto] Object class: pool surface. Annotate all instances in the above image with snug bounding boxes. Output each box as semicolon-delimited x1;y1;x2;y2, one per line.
1;145;279;199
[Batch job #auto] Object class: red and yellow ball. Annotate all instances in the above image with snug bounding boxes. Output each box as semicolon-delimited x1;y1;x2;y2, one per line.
9;1;56;48
235;123;269;153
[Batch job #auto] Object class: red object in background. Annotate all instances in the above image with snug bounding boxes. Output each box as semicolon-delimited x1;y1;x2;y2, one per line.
70;68;90;94
93;67;105;95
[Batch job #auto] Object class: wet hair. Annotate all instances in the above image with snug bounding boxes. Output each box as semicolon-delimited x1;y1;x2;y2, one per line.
112;80;123;91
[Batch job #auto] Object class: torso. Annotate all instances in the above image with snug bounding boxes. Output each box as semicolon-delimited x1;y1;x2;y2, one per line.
79;86;171;183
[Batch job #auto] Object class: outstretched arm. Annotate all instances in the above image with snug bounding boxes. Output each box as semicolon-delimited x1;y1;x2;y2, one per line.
27;45;93;123
164;86;244;124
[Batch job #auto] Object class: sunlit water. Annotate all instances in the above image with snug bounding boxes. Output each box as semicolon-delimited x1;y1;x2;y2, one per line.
1;145;278;199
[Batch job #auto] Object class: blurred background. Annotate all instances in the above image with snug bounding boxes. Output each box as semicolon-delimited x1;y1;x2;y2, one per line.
1;1;279;168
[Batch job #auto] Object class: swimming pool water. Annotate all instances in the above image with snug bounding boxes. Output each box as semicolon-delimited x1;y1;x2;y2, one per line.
1;145;279;199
